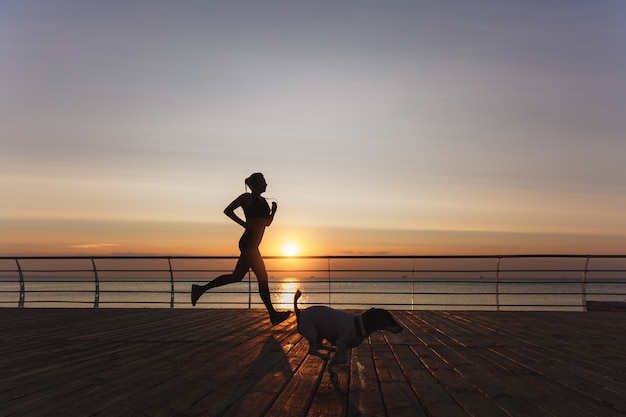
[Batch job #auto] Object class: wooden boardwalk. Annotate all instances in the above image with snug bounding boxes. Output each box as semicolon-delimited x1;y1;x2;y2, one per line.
1;308;625;417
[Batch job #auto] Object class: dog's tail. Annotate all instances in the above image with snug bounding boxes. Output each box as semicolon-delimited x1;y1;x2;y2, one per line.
294;289;302;320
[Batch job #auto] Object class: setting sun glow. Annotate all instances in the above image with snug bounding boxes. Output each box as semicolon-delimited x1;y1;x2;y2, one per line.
281;241;300;257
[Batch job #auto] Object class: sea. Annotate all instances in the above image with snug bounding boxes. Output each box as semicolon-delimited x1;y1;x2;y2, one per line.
1;276;625;311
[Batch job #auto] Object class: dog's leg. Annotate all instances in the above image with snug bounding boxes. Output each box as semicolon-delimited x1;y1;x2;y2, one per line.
318;344;336;352
304;336;331;360
299;323;330;360
330;343;349;365
308;344;331;360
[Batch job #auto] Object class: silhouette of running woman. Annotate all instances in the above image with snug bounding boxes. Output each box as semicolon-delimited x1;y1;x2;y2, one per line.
191;173;291;325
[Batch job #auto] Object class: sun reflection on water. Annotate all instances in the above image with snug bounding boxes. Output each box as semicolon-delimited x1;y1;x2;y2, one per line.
274;279;299;310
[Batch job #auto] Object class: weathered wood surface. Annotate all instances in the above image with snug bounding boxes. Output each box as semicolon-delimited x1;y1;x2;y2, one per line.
1;309;624;417
587;301;626;312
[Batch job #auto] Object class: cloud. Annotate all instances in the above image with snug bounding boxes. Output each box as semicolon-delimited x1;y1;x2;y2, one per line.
70;243;119;249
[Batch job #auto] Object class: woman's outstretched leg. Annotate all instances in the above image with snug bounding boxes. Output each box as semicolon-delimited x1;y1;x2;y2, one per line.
191;257;249;306
246;249;291;325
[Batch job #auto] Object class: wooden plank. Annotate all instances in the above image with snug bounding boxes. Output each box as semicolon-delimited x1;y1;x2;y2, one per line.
478;342;626;415
478;346;612;417
454;312;626;413
346;341;386;417
409;312;559;417
125;316;298;416
385;316;470;417
586;301;626;311
220;333;309;417
399;312;512;417
438;312;626;416
370;334;428;417
305;363;349;417
263;354;326;416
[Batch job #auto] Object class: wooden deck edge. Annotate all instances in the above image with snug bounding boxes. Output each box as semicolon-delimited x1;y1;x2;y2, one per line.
586;301;626;312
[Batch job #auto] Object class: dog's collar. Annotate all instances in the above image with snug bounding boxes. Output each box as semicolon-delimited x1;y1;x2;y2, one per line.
354;315;368;338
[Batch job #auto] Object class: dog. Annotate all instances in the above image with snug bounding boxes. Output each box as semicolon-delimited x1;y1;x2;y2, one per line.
294;289;403;365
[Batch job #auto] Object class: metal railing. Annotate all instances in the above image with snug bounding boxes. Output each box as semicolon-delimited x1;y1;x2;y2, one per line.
1;255;625;311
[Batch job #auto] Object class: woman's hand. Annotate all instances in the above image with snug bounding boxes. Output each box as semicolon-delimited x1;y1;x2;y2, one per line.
265;201;278;227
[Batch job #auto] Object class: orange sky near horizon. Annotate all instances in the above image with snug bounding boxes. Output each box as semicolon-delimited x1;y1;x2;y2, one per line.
2;1;626;257
3;217;625;257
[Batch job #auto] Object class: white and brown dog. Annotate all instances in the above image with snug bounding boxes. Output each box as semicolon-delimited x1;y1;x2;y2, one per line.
294;289;403;365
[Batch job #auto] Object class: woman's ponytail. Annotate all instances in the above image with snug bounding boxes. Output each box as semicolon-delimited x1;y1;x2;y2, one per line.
245;172;264;191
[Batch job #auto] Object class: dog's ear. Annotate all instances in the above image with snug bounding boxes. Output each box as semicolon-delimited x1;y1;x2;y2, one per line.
364;308;390;317
363;308;385;314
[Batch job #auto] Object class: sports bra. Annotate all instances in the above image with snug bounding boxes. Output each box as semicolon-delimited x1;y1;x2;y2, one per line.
243;194;270;219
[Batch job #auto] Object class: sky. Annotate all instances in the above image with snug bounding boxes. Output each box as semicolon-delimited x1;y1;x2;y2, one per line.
2;0;626;256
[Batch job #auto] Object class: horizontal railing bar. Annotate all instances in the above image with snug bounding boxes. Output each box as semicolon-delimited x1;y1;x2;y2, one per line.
3;254;626;260
6;277;623;282
6;272;624;276
7;268;624;273
15;269;624;273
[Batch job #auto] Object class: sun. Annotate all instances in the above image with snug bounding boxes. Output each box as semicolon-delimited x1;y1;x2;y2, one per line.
280;241;300;257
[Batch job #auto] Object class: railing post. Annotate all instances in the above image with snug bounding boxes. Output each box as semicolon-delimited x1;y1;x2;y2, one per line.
411;256;415;310
495;257;501;312
582;256;590;311
248;269;252;309
16;258;25;308
91;258;99;308
167;258;175;309
327;256;332;307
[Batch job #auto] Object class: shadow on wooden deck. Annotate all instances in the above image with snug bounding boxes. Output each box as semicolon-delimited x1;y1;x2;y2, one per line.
1;308;625;416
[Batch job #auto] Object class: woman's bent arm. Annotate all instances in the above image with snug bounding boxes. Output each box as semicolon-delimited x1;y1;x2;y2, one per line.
223;194;251;228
